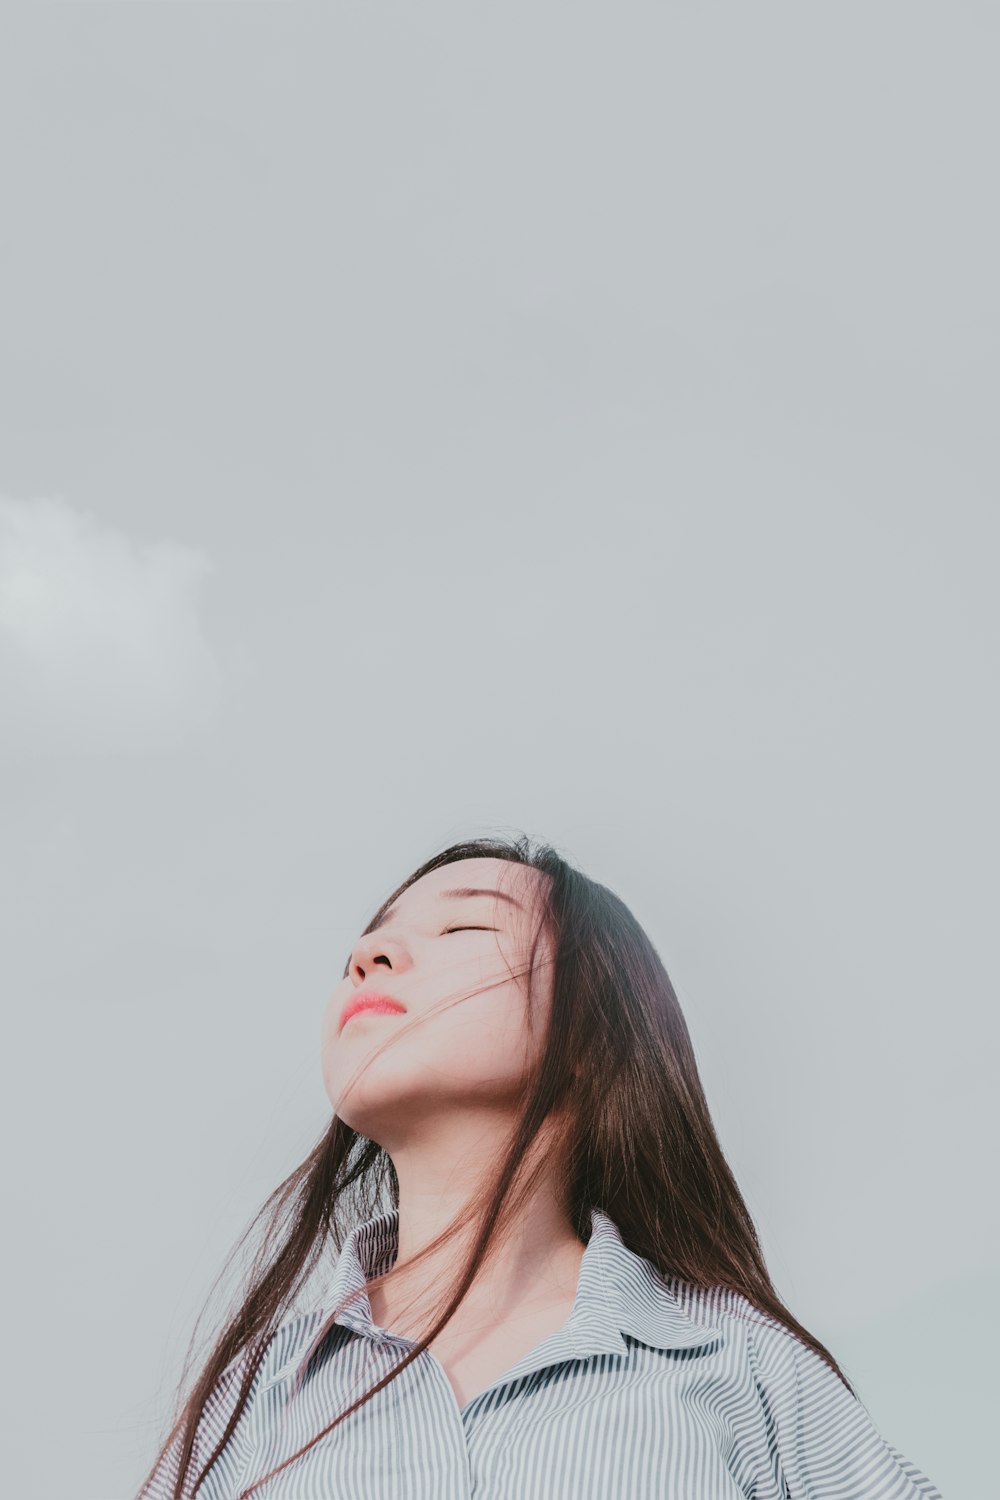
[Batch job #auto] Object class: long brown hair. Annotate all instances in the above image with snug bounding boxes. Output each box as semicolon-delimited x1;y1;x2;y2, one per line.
138;832;855;1500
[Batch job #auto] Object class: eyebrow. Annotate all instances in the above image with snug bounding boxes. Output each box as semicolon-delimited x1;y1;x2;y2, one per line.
370;886;525;933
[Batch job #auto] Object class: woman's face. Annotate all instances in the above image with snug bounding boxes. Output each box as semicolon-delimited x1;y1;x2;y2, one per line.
321;857;555;1149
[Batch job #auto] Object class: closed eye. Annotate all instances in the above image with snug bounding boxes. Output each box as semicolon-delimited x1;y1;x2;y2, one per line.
342;925;499;974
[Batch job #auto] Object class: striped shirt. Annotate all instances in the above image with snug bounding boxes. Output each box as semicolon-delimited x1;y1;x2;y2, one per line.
143;1206;945;1499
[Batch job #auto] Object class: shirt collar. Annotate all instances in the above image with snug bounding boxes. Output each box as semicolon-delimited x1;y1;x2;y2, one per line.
277;1204;719;1397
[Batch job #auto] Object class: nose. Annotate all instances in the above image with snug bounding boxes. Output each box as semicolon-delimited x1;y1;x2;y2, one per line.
347;931;400;984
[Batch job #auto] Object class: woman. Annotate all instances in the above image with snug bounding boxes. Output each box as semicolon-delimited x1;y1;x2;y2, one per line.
138;834;944;1499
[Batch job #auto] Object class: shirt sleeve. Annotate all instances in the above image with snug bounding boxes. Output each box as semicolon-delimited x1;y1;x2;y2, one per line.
137;1349;259;1500
749;1321;945;1500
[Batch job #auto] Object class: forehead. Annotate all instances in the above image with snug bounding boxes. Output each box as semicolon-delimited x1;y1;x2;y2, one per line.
391;858;541;917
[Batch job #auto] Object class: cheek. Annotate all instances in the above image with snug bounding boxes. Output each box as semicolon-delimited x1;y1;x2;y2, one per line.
437;990;534;1067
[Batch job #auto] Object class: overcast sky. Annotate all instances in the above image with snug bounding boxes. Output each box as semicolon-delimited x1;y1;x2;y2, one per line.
0;7;995;1498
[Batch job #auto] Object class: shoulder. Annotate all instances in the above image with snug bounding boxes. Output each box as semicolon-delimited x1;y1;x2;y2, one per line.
659;1275;805;1362
657;1276;858;1414
654;1279;944;1499
140;1306;333;1500
198;1305;328;1428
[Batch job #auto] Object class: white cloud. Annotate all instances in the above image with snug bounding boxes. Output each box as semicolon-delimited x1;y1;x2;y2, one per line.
0;495;222;755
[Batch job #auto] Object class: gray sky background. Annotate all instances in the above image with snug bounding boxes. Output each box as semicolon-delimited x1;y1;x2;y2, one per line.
0;6;995;1498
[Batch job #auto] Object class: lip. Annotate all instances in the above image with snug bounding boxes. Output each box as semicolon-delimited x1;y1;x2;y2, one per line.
339;990;407;1034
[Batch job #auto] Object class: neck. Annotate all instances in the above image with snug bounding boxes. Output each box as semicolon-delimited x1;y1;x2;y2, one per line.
369;1109;585;1339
